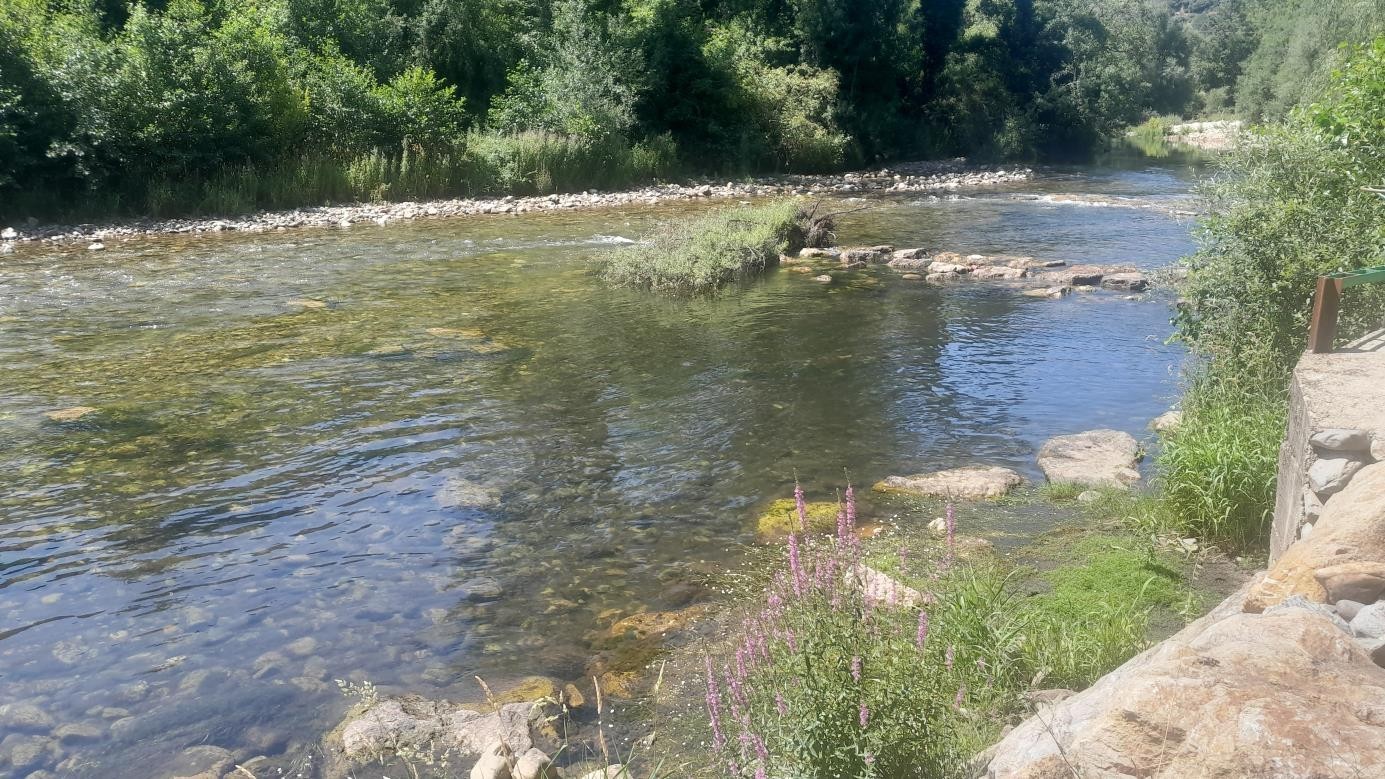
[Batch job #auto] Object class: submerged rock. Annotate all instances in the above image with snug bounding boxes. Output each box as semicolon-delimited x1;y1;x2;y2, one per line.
43;406;98;423
971;265;1027;280
1037;429;1141;488
1022;285;1071;298
606;605;713;642
873;466;1023;500
1149;409;1182;435
755;498;841;539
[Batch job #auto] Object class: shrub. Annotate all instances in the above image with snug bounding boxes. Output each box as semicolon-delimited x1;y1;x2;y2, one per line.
600;200;824;293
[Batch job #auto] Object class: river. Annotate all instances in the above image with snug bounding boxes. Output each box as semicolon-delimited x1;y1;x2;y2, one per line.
0;159;1200;777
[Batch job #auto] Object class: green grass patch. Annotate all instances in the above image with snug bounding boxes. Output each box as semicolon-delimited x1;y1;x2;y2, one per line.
598;200;827;293
1155;376;1285;549
1037;481;1085;502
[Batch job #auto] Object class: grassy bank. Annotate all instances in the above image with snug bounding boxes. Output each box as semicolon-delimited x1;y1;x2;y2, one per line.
599;200;830;294
668;487;1231;779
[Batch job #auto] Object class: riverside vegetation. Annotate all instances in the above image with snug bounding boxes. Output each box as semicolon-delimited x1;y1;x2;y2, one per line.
3;0;1381;221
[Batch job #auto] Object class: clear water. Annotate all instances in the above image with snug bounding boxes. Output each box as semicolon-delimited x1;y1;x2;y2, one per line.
0;161;1199;777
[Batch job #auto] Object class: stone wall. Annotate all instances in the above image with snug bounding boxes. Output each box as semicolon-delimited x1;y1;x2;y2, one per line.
1270;345;1385;562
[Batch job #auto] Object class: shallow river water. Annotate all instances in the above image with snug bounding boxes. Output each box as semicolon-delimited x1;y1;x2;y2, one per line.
0;160;1199;777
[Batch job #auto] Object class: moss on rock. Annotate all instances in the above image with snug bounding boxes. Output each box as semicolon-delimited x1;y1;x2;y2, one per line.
755;498;840;540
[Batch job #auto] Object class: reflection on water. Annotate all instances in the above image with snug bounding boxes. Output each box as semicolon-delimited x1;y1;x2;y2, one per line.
0;163;1196;776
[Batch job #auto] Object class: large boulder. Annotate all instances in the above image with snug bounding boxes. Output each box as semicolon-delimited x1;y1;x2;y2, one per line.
1036;430;1141;488
873;466;1023;500
1245;462;1385;611
984;596;1385;778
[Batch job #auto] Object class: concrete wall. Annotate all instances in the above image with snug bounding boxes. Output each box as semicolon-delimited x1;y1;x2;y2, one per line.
1270;346;1385;563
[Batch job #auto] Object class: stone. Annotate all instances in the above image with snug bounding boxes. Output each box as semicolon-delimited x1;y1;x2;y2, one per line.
1036;429;1141;488
1;227;17;240
562;683;585;709
872;466;1024;500
166;745;234;779
900;273;923;280
607;605;712;641
1076;490;1100;504
1047;264;1107;286
798;247;839;258
1300;521;1314;540
437;478;503;509
1022;688;1074;708
838;245;893;263
88;241;104;251
984;605;1385;778
1149;409;1181;435
1303;488;1324;522
337;697;536;761
285;636;319;656
1351;601;1385;639
1;734;57;771
929;261;972;274
1374;436;1385;462
43;406;98;423
461;577;504;602
755;498;840;539
839;259;867;269
925;272;957;283
51;720;102;742
0;702;55;732
850;564;923;607
1308;455;1365;496
1316;561;1385;604
513;747;553;779
1338;599;1366;621
812;274;832;283
579;766;627;779
485;676;562;706
1311;427;1372;452
1022;286;1070;298
1100;272;1149;292
889;256;933;271
971;265;1027;280
286;298;328;309
890;247;930;261
927;516;947;533
470;741;514;779
1246;463;1385;611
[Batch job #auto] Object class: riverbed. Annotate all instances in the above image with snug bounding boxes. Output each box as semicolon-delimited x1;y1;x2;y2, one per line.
0;160;1199;777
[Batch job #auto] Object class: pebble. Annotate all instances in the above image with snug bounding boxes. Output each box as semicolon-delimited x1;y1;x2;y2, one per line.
3;164;1034;246
0;702;55;732
1338;599;1366;621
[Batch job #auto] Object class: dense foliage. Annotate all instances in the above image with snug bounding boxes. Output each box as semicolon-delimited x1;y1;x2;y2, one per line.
1163;37;1385;546
0;0;1262;220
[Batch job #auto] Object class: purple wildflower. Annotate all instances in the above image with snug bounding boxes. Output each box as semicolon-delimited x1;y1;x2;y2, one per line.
836;502;848;543
865;753;876;766
859;702;870;729
794;481;807;532
915;610;929;649
755;767;767;779
784;628;797;653
945;644;954;670
954;684;967;708
851;655;862;683
754;733;769;763
704;657;725;751
845;483;857;533
775;692;788;716
788;532;805;597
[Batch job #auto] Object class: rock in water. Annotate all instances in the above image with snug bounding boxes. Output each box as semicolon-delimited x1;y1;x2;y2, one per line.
1037;429;1141;488
1100;271;1149;292
872;466;1024;500
985;601;1385;777
43;406;98;423
1149;409;1182;435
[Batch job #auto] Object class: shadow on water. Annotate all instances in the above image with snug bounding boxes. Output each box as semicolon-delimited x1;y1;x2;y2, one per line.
0;162;1196;776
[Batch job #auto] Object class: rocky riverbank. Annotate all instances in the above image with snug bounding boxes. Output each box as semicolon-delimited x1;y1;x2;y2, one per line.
0;161;1030;246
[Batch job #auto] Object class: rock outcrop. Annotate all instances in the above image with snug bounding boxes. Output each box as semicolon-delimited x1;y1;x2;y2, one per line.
1036;430;1141;488
1246;461;1385;611
984;590;1385;778
873;466;1024;500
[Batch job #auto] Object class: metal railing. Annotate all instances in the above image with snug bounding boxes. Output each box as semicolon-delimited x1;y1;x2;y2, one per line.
1308;265;1385;353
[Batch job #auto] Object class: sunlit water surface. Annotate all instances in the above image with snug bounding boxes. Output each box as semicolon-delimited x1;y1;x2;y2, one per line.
0;161;1200;777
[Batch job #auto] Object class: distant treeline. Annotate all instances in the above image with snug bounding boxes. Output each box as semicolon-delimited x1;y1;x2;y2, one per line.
1;0;1381;218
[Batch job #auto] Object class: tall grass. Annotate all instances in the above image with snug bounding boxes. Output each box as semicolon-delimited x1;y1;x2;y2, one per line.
600;200;825;293
1156;372;1285;548
13;132;682;221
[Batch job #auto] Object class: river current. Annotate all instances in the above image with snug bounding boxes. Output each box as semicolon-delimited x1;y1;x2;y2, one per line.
0;160;1200;777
